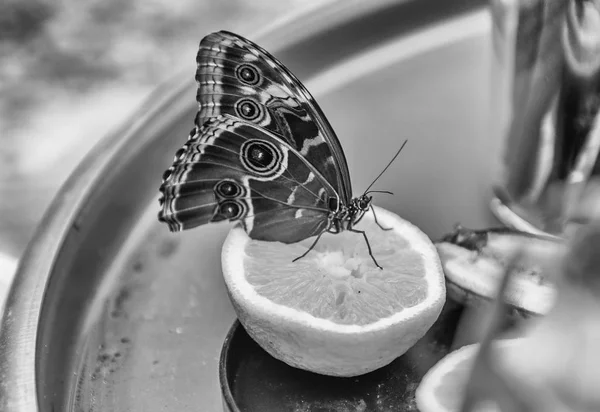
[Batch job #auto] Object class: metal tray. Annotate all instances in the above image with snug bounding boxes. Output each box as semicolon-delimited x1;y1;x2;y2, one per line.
0;0;493;410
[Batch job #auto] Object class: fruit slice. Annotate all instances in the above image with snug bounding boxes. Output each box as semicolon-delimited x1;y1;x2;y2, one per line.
415;339;522;412
435;227;563;316
221;206;446;377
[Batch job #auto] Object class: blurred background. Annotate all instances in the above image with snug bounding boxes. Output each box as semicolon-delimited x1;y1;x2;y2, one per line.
0;0;322;308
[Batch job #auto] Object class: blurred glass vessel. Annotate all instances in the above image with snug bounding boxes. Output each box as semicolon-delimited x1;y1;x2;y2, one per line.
490;0;600;237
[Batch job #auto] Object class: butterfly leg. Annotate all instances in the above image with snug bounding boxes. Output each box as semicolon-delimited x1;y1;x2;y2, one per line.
371;205;392;231
292;231;326;263
349;229;383;270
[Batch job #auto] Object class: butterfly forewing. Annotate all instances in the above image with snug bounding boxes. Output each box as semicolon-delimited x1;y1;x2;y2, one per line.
195;31;352;203
159;115;336;243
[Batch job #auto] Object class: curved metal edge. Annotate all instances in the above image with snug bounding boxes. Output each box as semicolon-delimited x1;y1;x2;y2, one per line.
0;1;413;410
168;0;407;79
219;320;242;412
0;73;193;412
247;0;411;50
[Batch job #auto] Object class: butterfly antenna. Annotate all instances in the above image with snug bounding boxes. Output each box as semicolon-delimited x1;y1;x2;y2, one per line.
363;140;408;194
365;190;394;196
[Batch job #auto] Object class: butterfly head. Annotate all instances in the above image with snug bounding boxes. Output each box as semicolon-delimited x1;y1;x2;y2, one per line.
347;194;372;221
355;194;372;212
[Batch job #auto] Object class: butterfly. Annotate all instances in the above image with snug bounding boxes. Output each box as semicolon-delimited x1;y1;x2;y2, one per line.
158;31;405;269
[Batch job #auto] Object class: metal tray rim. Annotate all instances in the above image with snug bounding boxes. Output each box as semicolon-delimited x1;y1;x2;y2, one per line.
219;320;243;412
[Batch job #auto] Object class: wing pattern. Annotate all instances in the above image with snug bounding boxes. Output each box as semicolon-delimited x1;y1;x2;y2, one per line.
159;115;337;243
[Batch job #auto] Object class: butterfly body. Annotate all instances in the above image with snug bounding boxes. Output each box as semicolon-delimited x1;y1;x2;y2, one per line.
328;195;371;232
158;31;391;267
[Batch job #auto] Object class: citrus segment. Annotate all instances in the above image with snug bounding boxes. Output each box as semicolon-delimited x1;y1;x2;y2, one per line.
221;206;446;376
244;222;429;325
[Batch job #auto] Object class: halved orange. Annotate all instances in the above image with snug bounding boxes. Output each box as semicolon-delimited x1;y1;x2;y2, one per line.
435;236;561;316
221;206;446;377
416;339;522;412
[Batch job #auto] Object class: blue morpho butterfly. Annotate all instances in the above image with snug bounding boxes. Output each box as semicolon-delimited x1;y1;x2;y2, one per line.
158;31;406;269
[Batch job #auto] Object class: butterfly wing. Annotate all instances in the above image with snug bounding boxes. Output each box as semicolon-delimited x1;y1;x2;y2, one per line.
158;115;337;243
195;30;352;204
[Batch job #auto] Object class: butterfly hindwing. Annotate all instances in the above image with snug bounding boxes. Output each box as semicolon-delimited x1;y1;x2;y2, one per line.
159;115;336;243
195;30;352;203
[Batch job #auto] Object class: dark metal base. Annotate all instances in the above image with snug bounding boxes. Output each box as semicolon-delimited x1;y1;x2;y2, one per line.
219;300;466;412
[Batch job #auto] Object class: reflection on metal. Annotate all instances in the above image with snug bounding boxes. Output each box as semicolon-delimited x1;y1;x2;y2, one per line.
491;0;600;236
